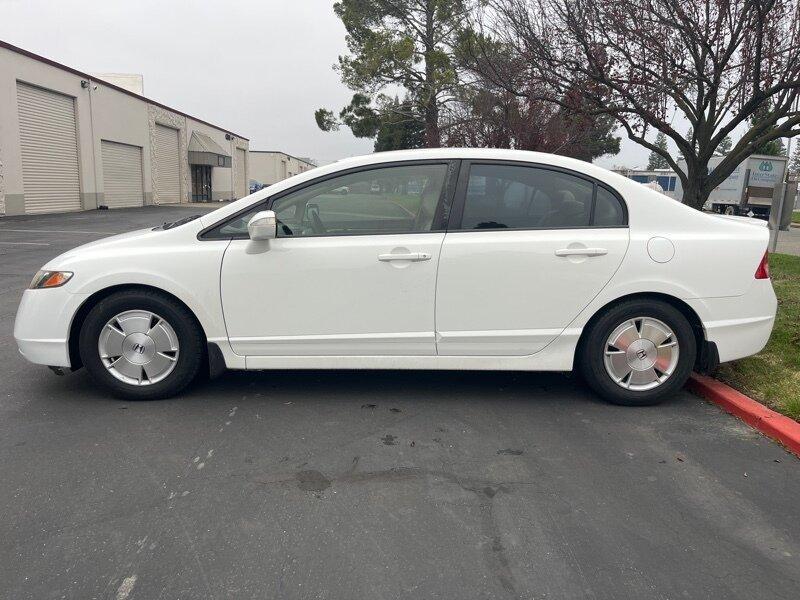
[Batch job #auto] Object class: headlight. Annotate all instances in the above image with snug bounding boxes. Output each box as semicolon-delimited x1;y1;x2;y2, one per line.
29;270;73;289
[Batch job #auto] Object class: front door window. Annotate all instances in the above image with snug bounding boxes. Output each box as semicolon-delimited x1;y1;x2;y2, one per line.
270;164;449;237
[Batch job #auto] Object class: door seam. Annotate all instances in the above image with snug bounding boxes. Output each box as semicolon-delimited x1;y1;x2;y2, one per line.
432;232;447;355
218;238;242;356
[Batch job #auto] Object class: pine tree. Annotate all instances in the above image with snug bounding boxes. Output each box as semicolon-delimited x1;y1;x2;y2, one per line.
749;103;788;156
753;137;787;156
647;132;671;170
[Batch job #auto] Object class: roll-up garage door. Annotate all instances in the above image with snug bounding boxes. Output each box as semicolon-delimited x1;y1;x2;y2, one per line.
154;124;181;204
101;140;143;208
16;82;81;214
235;148;247;198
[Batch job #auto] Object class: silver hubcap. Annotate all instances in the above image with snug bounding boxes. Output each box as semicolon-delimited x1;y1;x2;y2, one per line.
603;317;679;391
98;310;179;386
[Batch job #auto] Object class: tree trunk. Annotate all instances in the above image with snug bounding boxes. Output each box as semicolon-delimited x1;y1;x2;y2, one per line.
424;100;440;147
680;168;711;210
423;0;440;148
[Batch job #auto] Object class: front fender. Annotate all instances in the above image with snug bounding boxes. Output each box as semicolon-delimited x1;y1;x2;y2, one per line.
69;269;227;342
55;236;235;364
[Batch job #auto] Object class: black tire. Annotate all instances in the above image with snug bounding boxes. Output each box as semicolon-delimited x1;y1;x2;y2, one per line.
579;299;696;406
79;289;205;400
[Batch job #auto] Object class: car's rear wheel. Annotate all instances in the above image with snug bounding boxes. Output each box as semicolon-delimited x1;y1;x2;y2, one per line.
79;289;204;400
579;299;696;406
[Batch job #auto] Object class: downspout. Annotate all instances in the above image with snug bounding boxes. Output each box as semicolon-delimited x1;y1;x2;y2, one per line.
84;79;101;209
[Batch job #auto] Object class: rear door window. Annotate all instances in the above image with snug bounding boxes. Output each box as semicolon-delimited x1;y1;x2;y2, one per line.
458;164;625;230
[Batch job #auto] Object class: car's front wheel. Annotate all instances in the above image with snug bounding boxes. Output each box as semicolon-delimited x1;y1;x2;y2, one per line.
579;299;696;406
79;289;204;400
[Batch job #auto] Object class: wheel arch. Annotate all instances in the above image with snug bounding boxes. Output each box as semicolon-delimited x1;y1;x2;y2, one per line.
68;284;209;371
575;292;712;372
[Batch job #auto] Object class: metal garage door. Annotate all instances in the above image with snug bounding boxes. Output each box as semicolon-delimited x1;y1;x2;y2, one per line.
235;148;247;198
16;82;81;214
154;124;181;204
101;140;143;208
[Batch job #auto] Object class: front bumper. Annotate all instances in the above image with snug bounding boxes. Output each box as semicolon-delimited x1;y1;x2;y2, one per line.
14;288;89;368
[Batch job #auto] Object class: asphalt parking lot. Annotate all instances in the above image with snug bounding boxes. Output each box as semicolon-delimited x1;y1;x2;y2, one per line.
1;206;799;600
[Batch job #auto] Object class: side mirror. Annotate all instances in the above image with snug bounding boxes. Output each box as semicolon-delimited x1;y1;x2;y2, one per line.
247;210;277;241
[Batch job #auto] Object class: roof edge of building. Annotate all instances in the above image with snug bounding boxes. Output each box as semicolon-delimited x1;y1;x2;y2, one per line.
0;39;249;141
250;150;316;165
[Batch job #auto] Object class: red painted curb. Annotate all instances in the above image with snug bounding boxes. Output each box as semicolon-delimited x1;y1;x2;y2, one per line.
687;373;800;458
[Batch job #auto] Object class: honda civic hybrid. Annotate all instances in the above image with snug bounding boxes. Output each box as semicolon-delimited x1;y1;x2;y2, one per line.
14;149;777;405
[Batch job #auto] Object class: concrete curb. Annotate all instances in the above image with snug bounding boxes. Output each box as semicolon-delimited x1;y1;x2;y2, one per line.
687;373;800;458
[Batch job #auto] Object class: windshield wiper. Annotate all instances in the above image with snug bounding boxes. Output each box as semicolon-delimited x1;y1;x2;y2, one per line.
154;214;202;231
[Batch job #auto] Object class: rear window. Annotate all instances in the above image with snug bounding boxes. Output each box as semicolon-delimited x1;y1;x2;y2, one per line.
594;186;626;227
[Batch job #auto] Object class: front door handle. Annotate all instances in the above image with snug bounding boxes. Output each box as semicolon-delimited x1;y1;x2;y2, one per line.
378;252;432;262
555;247;608;257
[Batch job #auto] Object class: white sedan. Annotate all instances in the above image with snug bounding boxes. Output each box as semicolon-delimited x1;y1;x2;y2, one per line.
14;149;776;405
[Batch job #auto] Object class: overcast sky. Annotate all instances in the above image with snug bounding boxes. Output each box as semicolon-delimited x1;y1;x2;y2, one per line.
1;0;658;167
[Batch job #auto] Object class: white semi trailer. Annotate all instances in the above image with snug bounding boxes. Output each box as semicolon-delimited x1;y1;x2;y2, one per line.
673;154;787;218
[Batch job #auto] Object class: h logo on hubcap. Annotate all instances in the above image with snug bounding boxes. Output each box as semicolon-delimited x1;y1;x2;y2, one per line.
132;343;146;354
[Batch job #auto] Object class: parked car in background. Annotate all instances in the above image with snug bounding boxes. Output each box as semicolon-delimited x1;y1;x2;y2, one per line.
249;181;268;194
14;149;776;405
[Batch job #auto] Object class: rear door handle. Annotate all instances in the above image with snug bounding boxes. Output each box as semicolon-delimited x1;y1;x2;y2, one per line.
378;252;432;262
554;247;608;257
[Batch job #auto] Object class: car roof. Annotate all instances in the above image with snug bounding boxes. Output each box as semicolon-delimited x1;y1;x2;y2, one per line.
328;148;647;194
335;147;603;173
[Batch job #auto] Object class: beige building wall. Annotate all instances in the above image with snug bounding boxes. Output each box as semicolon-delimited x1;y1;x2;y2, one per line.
91;80;153;206
0;42;248;215
91;73;144;95
185;117;249;201
249;151;316;186
0;45;97;214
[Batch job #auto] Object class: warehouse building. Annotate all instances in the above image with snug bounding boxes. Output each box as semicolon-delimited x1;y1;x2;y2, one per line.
249;151;316;188
0;40;249;216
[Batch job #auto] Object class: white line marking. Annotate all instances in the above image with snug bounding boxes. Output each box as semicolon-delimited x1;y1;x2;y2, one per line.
116;575;137;600
0;228;120;235
0;241;50;246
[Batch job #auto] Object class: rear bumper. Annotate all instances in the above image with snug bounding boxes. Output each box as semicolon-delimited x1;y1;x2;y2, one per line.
686;280;777;364
14;288;88;368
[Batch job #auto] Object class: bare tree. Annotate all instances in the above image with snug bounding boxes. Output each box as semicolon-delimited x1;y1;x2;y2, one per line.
451;27;620;158
476;0;800;208
442;85;620;158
